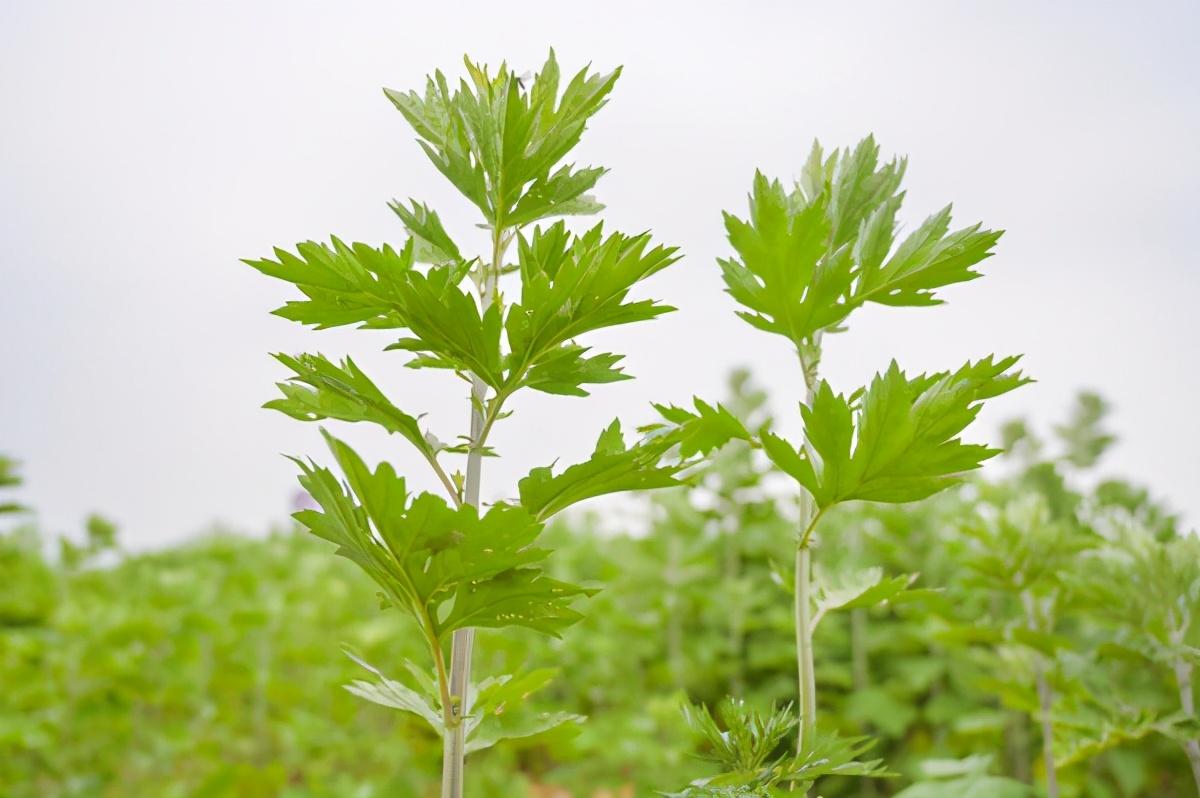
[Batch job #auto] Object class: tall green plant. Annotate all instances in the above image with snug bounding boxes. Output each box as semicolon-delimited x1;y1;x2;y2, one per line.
246;52;684;797
657;137;1028;794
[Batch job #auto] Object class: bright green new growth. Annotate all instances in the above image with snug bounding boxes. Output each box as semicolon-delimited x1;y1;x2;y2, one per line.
658;136;1028;795
246;52;682;798
666;700;888;796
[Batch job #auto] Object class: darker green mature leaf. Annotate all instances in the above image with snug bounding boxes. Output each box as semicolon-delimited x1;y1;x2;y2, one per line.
786;356;1029;509
292;432;591;640
505;222;679;394
721;136;1002;346
384;51;619;226
382;265;505;387
265;353;435;460
244;237;417;330
249;239;503;384
518;421;683;521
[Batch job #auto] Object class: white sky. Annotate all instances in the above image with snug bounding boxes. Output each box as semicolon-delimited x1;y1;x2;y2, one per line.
1;0;1196;547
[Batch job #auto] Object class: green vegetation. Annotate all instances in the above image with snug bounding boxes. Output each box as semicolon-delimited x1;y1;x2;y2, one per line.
652;135;1028;794
3;53;1197;798
2;389;1197;796
244;53;684;797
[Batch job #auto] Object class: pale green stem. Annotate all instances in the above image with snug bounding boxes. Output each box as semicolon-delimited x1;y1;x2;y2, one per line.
722;513;746;697
794;344;820;782
1172;639;1200;793
441;226;507;798
796;539;817;748
666;516;685;689
1022;592;1058;798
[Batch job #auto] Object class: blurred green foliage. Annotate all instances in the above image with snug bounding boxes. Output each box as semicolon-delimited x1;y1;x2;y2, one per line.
1;383;1197;797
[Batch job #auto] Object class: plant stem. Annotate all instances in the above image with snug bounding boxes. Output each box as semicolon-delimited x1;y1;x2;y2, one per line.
1173;655;1200;793
794;344;820;770
441;226;507;798
1022;592;1058;798
722;512;746;697
795;538;817;749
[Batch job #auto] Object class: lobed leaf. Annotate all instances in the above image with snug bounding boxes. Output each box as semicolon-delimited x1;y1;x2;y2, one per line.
721;136;1002;347
292;431;592;640
518;420;683;522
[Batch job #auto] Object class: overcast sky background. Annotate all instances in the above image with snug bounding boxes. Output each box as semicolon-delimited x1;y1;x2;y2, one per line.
2;1;1196;547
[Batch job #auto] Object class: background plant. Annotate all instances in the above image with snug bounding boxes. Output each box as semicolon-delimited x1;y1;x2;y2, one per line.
653;136;1028;795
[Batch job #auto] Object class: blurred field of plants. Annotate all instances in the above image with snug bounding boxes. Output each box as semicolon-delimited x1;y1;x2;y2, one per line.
1;380;1197;797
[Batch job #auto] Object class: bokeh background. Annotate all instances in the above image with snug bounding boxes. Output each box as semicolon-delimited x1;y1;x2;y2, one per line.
2;0;1197;546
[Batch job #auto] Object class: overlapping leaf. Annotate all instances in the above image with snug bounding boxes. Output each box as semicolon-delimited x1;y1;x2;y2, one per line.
505;222;679;395
292;431;592;640
250;237;505;386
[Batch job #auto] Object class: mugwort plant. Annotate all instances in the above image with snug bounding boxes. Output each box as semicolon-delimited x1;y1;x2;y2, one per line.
246;53;685;797
655;137;1029;795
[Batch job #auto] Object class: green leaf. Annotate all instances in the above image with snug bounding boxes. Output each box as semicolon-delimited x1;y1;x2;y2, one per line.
388;199;462;264
243;237;417;330
811;566;917;631
265;353;435;460
894;756;1032;798
518;420;683;521
292;431;592;640
522;344;631;397
649;398;752;458
380;265;505;386
720;136;1002;345
385;51;619;225
670;700;890;797
789;356;1029;509
466;669;584;753
343;651;443;733
505;222;679;394
719;172;837;343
